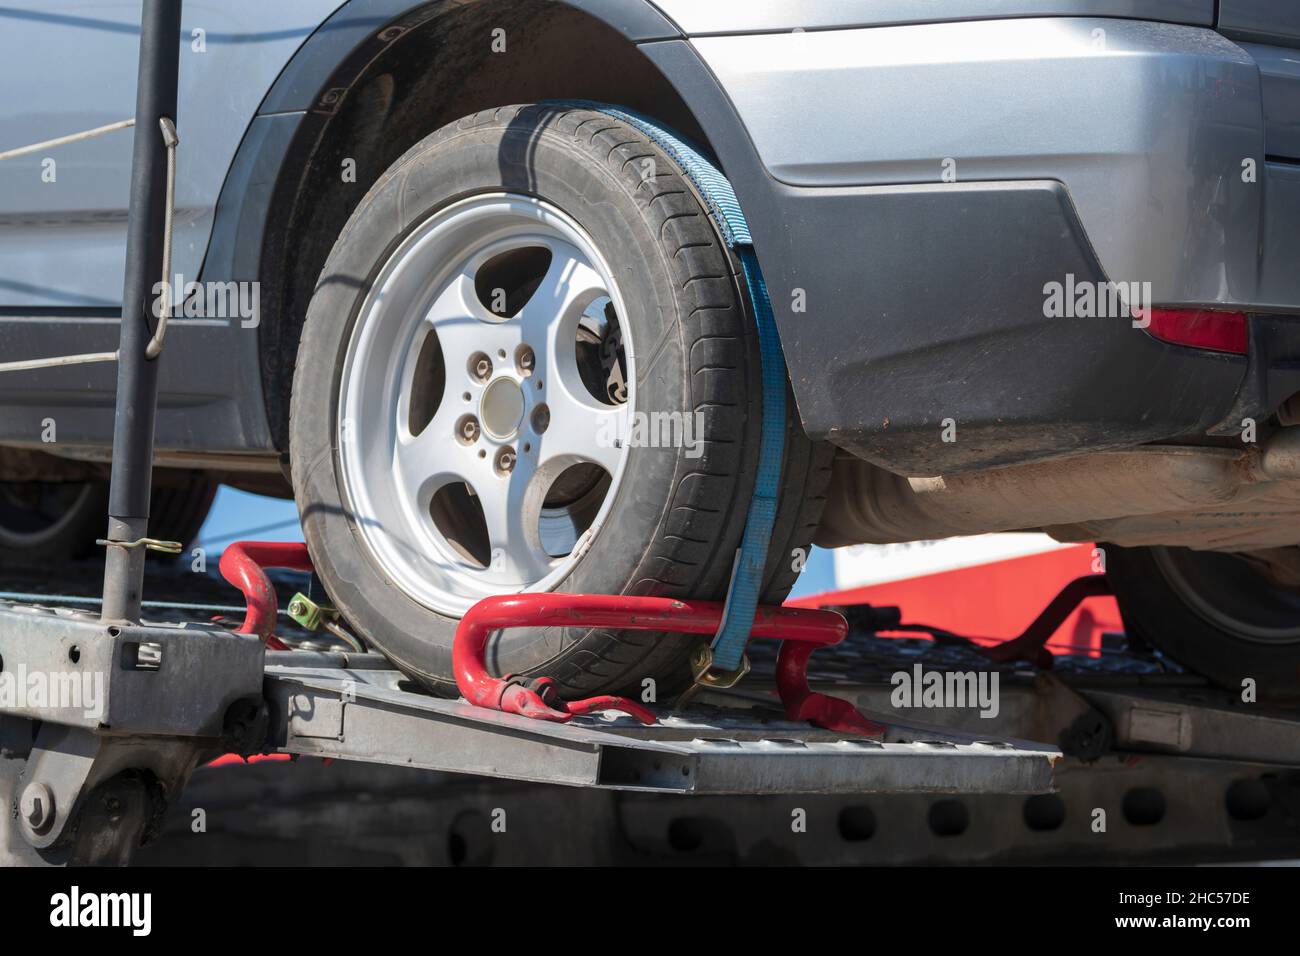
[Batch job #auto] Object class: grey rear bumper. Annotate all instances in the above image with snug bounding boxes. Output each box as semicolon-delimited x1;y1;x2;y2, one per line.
651;18;1300;474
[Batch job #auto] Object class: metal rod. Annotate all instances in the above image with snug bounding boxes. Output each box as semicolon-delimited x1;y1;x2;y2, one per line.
0;351;118;374
145;117;179;359
101;0;183;624
0;591;283;616
0;118;134;162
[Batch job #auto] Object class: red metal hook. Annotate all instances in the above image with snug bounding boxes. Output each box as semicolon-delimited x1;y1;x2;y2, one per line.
218;540;315;650
978;575;1112;668
452;593;886;737
217;542;884;736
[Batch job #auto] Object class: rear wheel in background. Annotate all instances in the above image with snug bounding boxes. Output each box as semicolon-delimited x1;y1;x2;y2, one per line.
1105;543;1300;700
0;476;215;566
0;480;108;564
291;104;832;697
148;476;218;556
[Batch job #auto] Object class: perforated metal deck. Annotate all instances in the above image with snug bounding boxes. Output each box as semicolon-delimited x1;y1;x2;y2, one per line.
265;652;1058;794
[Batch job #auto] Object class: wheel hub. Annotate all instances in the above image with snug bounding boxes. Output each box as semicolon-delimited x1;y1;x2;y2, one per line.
480;376;524;440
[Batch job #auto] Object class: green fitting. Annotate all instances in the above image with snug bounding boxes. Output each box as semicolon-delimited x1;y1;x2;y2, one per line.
287;592;338;632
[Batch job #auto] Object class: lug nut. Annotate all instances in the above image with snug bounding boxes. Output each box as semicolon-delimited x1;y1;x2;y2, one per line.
457;415;481;444
469;352;493;383
495;447;517;475
517;346;535;374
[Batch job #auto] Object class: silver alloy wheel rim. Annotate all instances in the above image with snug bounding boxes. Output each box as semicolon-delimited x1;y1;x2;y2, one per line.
338;194;634;617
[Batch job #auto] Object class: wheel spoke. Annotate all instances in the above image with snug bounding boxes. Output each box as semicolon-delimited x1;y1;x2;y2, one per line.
424;270;519;374
393;425;470;503
533;379;628;476
474;454;554;582
518;244;607;362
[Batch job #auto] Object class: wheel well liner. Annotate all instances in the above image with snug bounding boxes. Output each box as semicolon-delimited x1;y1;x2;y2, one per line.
214;0;730;451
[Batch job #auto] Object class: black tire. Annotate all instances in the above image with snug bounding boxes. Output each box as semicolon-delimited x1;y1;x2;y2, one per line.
1105;543;1300;700
291;104;832;696
148;475;218;554
0;476;214;566
0;480;108;564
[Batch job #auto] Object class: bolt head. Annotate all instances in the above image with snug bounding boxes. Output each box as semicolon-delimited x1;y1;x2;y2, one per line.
531;405;550;434
20;782;54;831
475;359;491;378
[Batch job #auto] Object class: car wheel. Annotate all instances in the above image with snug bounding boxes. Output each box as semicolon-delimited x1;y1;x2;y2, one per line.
1105;543;1300;699
0;480;107;563
0;477;215;567
148;475;218;555
290;104;832;696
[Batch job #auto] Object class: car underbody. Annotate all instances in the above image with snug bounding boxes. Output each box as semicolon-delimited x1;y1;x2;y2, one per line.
818;429;1300;554
8;424;1300;556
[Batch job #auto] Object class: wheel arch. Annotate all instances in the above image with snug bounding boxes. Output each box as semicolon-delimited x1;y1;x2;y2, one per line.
198;0;764;453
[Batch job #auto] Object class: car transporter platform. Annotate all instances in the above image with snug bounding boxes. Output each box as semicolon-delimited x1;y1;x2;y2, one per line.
5;542;1300;866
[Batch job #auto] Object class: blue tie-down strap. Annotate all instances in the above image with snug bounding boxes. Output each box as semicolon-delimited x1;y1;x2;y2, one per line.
552;102;786;673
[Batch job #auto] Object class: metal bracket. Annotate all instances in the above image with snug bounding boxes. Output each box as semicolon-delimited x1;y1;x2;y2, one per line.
689;643;752;689
96;536;183;554
0;601;265;864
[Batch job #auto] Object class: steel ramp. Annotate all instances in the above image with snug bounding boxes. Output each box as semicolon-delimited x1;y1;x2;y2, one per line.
264;652;1059;795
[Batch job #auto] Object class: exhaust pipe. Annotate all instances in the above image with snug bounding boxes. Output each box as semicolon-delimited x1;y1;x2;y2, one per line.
816;430;1300;548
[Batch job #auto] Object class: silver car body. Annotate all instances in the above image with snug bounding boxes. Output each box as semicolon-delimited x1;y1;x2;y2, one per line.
0;0;1296;476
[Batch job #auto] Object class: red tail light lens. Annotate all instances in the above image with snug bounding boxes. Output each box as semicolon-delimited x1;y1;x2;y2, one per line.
1140;308;1249;355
